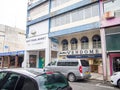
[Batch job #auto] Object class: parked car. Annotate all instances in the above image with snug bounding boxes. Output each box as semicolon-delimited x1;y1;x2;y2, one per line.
111;72;120;88
0;68;72;90
44;59;91;82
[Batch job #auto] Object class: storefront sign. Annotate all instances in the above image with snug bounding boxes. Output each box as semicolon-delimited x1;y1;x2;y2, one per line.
67;54;102;58
26;35;47;45
59;49;101;55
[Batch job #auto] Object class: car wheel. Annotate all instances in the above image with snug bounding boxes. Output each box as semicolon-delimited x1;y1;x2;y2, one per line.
68;73;76;82
117;80;120;88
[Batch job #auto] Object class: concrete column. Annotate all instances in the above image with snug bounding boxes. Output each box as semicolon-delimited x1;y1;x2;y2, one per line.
1;56;4;68
15;55;18;68
100;28;107;81
45;38;51;66
22;51;29;68
8;56;10;68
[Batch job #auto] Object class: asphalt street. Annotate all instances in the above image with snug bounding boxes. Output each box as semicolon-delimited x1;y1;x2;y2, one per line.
69;80;120;90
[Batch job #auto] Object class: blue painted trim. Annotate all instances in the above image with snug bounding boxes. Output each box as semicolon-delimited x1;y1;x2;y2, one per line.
27;0;98;26
67;54;102;58
48;22;100;37
50;0;98;17
48;0;51;33
28;0;48;10
27;14;50;26
26;27;29;38
0;50;25;56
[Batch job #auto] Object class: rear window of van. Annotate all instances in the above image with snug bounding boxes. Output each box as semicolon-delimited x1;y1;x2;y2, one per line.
81;60;89;66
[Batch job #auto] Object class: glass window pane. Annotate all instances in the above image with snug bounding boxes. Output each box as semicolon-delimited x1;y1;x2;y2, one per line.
84;7;91;19
1;74;20;90
104;0;120;12
92;4;99;17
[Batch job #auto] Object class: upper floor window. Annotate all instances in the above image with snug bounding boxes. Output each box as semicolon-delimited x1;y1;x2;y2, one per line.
81;36;89;49
92;35;101;48
104;0;120;13
51;0;70;9
61;39;68;51
51;3;99;28
70;38;78;50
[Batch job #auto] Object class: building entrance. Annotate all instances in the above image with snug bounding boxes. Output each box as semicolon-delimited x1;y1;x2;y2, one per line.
113;57;120;72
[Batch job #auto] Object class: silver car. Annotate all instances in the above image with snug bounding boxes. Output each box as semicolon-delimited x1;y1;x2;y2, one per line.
0;68;72;90
44;59;91;82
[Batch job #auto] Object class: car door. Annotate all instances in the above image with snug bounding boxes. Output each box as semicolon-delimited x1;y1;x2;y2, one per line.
21;78;38;90
0;71;38;90
0;72;20;90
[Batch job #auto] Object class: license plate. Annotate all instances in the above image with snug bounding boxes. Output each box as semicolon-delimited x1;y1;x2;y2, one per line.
85;71;89;74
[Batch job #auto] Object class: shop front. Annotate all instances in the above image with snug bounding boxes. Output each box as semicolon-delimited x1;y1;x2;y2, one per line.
0;50;24;68
105;26;120;77
59;49;103;76
23;34;50;68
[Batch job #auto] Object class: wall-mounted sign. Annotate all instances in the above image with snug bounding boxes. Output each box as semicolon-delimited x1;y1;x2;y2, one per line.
51;42;59;51
26;35;47;45
59;49;101;55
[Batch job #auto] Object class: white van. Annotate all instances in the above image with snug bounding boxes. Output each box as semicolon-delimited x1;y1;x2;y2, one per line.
44;59;91;82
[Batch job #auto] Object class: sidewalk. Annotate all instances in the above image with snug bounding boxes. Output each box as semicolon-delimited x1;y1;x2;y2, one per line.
90;73;103;80
88;79;111;86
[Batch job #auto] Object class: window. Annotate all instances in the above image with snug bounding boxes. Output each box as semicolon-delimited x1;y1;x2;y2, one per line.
113;57;120;72
36;73;68;90
22;78;37;90
29;2;49;19
0;72;7;83
92;35;101;48
81;36;89;49
1;73;20;90
104;0;120;13
48;61;56;66
51;0;70;8
81;60;89;66
57;62;78;66
70;38;78;50
92;4;99;17
84;7;92;19
51;4;99;28
61;39;68;51
57;62;66;66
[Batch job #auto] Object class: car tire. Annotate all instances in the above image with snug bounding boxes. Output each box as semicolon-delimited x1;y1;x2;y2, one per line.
68;73;76;82
117;79;120;88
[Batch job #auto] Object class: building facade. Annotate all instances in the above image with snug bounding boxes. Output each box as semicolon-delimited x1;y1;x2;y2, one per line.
25;0;120;80
0;24;25;68
100;0;120;80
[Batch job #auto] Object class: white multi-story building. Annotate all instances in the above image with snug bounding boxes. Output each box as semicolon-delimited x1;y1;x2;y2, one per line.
24;0;103;79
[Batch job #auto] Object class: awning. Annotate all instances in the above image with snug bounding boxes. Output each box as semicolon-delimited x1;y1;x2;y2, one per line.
0;50;24;56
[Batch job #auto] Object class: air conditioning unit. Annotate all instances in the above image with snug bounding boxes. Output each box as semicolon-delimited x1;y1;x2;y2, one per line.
31;30;36;35
27;16;32;21
104;11;115;19
28;1;32;6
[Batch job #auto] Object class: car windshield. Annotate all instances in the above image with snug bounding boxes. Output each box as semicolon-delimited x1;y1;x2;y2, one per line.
36;73;69;90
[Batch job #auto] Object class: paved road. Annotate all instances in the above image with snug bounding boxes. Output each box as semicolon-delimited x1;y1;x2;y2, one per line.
69;80;119;90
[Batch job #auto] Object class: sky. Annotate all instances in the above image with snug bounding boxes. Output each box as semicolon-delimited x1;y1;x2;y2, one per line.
0;0;28;30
